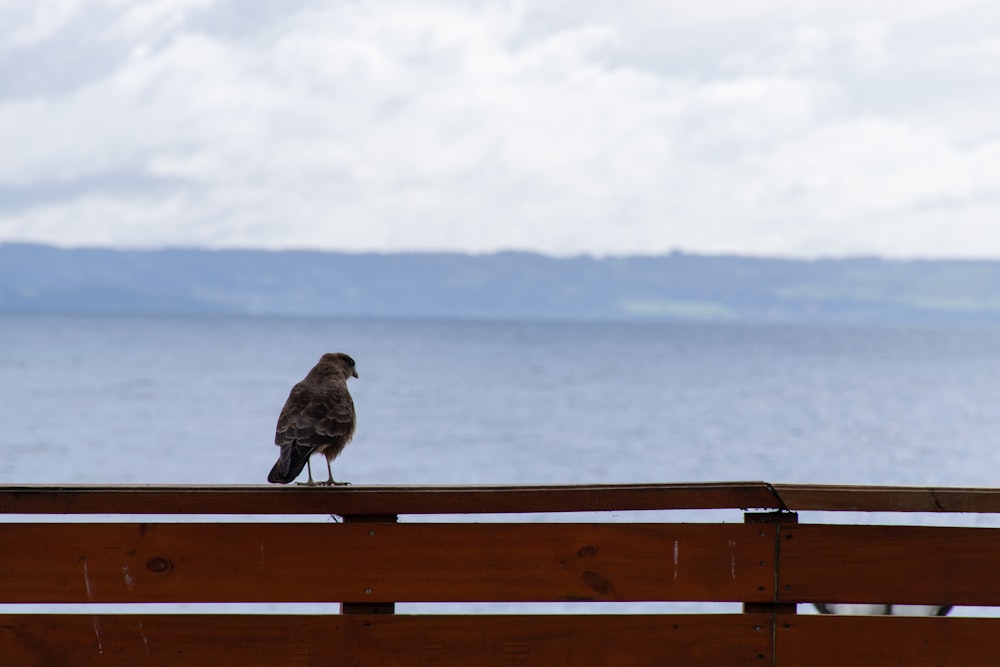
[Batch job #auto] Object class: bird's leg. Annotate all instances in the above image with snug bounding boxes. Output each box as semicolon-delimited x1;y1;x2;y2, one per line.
295;458;317;486
322;457;350;486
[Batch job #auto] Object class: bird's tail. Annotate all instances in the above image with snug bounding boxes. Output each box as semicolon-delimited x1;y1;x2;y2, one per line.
267;443;314;484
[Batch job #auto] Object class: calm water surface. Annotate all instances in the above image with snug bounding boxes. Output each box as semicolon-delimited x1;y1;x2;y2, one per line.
3;314;1000;489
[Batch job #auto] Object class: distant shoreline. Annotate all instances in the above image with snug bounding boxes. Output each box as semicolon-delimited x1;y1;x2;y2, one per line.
5;242;1000;324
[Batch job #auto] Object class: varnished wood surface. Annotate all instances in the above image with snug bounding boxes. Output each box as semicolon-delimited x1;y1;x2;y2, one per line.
778;524;1000;606
3;482;1000;515
0;522;775;603
775;614;1000;666
772;483;1000;513
4;613;999;666
0;482;780;515
0;614;773;667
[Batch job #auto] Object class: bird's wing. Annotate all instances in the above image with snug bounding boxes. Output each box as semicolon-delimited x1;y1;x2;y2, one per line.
275;380;356;450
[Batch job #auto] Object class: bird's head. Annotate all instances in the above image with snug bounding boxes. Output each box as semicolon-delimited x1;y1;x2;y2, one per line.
319;352;359;379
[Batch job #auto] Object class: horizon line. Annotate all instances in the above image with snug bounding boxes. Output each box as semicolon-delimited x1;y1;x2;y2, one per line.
4;240;1000;263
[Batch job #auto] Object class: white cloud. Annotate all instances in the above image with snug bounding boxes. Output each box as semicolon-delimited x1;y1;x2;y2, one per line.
2;0;1000;257
1;0;87;50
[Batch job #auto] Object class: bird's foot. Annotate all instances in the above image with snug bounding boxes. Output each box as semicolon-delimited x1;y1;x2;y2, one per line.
294;480;321;487
320;479;351;486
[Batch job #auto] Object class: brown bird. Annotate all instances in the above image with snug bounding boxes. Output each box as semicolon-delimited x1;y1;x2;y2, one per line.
267;352;359;485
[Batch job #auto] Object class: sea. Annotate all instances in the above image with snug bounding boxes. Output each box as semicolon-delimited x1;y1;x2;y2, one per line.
2;314;1000;615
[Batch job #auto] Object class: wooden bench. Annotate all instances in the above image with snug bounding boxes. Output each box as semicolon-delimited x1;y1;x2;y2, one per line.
1;482;999;665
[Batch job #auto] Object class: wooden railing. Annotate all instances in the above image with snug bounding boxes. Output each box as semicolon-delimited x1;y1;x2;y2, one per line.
1;482;998;665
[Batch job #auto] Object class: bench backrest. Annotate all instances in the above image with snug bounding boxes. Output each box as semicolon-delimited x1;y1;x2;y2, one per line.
1;482;998;666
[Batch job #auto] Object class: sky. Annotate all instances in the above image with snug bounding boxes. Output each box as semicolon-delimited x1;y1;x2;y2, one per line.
2;0;1000;258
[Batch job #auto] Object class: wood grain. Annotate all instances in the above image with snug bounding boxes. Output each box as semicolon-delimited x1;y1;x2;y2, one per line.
0;614;773;667
0;522;776;603
778;524;1000;606
5;613;999;666
773;484;1000;513
775;615;1000;666
0;482;781;515
5;483;1000;515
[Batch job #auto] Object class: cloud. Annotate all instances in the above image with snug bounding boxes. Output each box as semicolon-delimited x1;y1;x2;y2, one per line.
2;0;1000;257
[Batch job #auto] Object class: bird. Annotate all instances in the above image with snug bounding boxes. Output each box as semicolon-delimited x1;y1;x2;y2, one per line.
267;352;359;485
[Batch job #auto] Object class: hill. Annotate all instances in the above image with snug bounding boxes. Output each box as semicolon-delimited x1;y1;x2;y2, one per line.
4;243;1000;323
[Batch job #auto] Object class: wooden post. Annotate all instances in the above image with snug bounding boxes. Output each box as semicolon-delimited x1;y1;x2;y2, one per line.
340;514;399;615
743;511;798;615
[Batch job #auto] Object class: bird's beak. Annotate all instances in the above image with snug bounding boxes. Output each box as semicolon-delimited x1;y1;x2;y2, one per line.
352;369;359;379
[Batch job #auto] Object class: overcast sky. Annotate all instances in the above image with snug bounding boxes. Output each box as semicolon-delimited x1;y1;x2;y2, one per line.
2;0;1000;257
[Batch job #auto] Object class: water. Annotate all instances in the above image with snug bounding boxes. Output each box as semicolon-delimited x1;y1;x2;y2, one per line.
3;314;1000;488
3;315;1000;616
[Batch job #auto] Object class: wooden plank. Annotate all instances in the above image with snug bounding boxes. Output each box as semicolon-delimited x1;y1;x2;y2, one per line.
0;522;776;604
773;483;1000;513
778;524;1000;606
775;615;1000;666
5;483;1000;515
0;482;782;515
0;613;772;667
